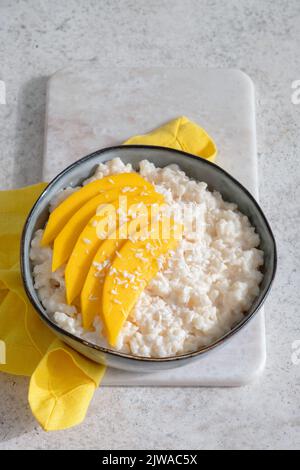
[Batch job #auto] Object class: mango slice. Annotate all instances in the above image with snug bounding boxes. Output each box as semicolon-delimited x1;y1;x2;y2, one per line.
52;188;164;272
102;220;180;346
80;219;152;329
64;193;162;303
41;173;155;246
80;236;125;329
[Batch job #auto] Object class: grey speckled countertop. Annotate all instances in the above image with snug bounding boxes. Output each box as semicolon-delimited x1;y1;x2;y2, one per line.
0;0;299;450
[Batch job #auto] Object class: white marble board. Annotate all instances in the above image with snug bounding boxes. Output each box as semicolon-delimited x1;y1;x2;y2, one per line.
43;65;265;386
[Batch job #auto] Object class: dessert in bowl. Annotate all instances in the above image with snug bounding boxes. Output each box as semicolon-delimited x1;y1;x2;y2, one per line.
21;146;276;372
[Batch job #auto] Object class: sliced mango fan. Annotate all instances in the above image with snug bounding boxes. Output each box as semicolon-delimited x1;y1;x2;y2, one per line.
42;172;182;346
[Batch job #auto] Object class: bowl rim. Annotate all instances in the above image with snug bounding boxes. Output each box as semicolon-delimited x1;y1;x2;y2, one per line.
20;144;277;363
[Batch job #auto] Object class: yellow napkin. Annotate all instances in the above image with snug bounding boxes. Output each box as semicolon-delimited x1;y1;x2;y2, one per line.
0;184;105;431
29;339;105;431
0;116;216;431
124;116;217;162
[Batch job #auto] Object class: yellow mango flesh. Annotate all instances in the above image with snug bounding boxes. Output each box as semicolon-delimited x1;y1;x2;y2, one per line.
41;173;155;246
52;187;164;272
102;221;180;346
63;193;165;301
80;237;125;329
80;218;153;329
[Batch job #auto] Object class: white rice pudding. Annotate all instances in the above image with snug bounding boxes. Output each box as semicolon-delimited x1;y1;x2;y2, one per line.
30;158;264;358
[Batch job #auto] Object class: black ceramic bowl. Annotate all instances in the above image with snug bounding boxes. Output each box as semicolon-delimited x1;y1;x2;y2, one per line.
21;145;277;372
